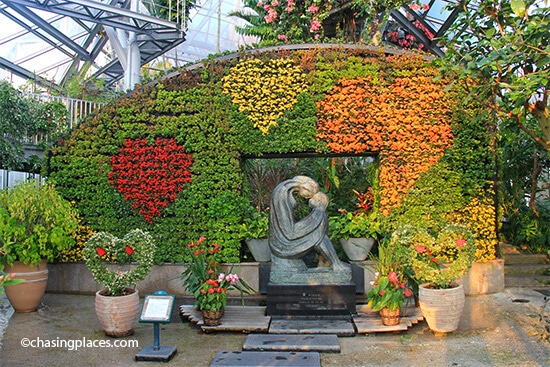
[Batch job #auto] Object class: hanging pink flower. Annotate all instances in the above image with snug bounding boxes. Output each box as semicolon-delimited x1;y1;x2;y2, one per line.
456;238;466;247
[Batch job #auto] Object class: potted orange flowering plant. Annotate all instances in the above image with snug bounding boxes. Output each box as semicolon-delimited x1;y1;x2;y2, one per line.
367;242;413;326
180;237;254;326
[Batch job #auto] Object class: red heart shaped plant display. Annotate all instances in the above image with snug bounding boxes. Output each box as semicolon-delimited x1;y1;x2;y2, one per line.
108;138;192;223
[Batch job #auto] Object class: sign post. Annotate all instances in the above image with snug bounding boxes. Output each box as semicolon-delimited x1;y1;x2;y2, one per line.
135;290;177;362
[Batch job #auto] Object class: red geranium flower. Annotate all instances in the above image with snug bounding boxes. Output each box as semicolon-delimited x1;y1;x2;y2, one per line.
125;245;134;255
97;247;106;257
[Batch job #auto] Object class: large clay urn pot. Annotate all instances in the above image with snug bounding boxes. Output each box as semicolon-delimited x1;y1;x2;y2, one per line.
339;237;375;261
95;288;140;337
245;238;271;262
4;260;49;313
419;283;465;334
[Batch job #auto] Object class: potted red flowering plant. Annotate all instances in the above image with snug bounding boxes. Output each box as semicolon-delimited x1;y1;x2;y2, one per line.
367;242;412;326
180;237;254;326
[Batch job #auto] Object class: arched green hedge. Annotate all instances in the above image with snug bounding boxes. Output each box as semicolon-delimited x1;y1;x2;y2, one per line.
45;45;497;264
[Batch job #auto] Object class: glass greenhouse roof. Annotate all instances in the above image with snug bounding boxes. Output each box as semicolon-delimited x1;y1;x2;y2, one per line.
0;0;463;91
0;0;257;90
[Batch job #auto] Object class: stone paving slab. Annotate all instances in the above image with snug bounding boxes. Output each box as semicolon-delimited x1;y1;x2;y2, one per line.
268;317;355;337
243;334;340;353
210;350;321;367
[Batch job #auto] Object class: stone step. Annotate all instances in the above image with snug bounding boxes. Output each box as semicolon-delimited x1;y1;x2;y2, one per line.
500;243;521;255
210;351;320;367
505;275;550;289
268;317;356;337
504;264;550;276
503;253;549;265
243;334;340;353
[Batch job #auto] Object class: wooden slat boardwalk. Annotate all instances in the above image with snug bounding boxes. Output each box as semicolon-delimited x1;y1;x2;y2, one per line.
180;305;271;333
180;304;424;334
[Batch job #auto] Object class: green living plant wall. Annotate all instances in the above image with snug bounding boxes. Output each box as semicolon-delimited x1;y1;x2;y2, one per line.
45;44;497;264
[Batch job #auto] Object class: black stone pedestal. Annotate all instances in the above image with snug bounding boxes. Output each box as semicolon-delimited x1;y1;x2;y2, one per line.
135;345;177;362
266;283;356;316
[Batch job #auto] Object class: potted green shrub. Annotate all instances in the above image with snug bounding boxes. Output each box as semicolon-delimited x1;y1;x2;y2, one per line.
240;208;270;262
0;179;79;312
329;188;380;261
329;211;380;261
83;229;155;337
389;224;476;334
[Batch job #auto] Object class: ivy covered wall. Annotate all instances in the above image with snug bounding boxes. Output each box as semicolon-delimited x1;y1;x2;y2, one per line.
45;45;497;264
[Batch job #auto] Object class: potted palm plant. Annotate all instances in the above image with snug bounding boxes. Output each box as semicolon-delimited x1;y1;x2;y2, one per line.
0;179;79;312
83;229;155;337
390;224;476;334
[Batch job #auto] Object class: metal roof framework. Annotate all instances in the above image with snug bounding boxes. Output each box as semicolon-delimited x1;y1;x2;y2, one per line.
0;0;185;90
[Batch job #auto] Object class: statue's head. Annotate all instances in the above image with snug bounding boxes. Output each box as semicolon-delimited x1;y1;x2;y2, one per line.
293;175;319;199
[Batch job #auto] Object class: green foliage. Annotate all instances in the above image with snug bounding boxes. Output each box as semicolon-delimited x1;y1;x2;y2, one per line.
390;224;477;289
83;229;155;296
0;80;68;170
307;55;382;102
240;208;269;240
329;212;381;240
384;163;467;233
235;93;326;155
441;0;550;151
0;272;24;294
0;180;79;268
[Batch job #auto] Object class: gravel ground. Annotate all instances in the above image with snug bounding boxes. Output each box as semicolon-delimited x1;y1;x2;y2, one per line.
0;289;549;367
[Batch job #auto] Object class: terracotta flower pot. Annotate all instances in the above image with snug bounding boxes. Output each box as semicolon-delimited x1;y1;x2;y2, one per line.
95;288;140;337
419;283;465;333
4;260;49;313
